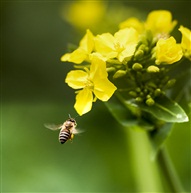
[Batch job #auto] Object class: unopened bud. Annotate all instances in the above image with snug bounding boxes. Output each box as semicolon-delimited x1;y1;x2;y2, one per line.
154;88;162;96
165;79;176;88
107;67;116;73
146;94;151;99
139;44;147;51
113;70;126;79
136;87;141;93
147;65;160;73
144;46;149;53
132;63;143;71
161;76;169;84
129;91;137;97
135;97;143;103
146;98;155;106
134;50;144;58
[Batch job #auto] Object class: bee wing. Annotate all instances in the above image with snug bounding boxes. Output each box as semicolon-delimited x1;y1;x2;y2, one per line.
44;123;62;131
71;127;84;134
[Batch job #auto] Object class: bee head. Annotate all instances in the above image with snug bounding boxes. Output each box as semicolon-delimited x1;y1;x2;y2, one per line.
68;114;77;126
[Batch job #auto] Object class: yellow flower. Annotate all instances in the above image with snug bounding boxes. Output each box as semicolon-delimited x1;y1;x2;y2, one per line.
62;1;106;30
61;29;94;64
119;17;144;33
65;57;117;115
179;26;191;60
94;28;139;62
155;37;183;64
145;10;177;36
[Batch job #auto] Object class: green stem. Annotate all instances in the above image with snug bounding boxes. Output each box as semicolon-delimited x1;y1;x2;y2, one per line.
158;146;185;192
126;127;163;192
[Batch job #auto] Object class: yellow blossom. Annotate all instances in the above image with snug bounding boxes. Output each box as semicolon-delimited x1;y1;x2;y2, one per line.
119;17;144;33
179;26;191;60
61;29;94;64
145;10;177;36
155;37;183;65
65;57;117;115
62;1;106;30
94;28;139;62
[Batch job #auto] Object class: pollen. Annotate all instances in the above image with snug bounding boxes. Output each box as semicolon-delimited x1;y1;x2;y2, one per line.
114;42;124;53
85;79;94;90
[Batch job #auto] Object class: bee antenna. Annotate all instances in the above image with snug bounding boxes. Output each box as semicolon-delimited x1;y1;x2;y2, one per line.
68;114;78;120
75;115;79;119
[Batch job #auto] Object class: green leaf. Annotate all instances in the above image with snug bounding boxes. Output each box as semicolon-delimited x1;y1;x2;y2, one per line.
105;95;154;130
149;123;173;160
138;96;189;123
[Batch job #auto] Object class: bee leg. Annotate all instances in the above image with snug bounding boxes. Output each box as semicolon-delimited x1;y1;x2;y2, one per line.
70;133;74;140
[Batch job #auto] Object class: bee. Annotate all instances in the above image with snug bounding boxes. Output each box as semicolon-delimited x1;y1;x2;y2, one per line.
44;115;81;144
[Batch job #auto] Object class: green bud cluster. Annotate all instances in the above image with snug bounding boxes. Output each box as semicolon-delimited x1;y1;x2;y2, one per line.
115;30;179;107
129;86;163;106
123;48;174;107
105;29;178;108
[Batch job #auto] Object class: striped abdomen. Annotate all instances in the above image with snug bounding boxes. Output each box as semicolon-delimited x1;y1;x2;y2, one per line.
59;129;71;144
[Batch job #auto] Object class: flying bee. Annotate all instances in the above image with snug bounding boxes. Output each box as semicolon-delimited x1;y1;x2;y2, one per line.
44;115;81;144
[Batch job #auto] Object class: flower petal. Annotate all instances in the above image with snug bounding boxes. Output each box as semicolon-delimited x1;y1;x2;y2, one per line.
155;37;183;64
179;25;191;60
89;56;108;79
114;27;139;46
93;78;117;101
88;57;117;101
62;48;88;64
145;10;177;35
60;53;70;61
79;29;94;53
65;70;88;89
118;43;137;62
119;17;144;33
69;49;87;64
95;33;117;59
74;88;93;116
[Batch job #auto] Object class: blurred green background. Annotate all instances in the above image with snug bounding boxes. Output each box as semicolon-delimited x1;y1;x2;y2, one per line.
1;1;190;192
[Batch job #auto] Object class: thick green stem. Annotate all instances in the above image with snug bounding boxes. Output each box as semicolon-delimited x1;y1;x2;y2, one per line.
158;146;185;193
126;127;163;192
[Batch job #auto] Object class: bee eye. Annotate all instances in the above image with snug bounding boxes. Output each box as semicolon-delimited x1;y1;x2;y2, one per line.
69;118;75;123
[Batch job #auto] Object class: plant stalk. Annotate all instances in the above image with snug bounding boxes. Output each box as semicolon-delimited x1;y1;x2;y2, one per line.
126;127;163;192
158;146;185;193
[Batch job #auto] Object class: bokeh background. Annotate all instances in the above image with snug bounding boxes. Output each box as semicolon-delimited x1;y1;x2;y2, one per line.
1;1;190;192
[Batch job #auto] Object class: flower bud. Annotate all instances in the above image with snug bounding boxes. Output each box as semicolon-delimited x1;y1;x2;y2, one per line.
146;94;151;99
113;70;126;79
135;97;143;103
154;88;162;96
140;92;144;97
129;91;137;97
134;50;144;58
165;79;176;88
107;67;116;73
147;65;160;73
161;76;169;84
144;46;149;53
132;63;143;71
139;44;147;50
136;87;141;92
146;98;155;106
144;88;148;93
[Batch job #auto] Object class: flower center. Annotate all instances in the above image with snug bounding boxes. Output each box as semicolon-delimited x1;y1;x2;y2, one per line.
85;79;94;90
114;42;124;53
